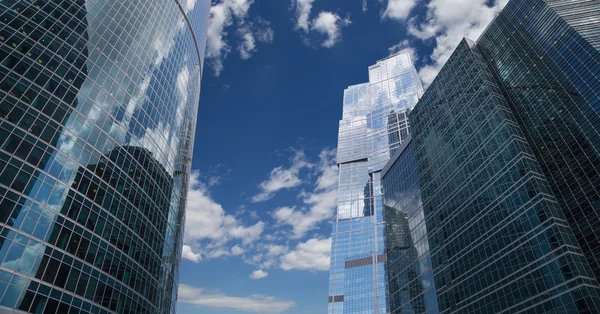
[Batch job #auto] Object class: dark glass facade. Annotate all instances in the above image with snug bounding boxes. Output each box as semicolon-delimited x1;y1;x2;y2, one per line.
381;0;600;312
0;0;209;313
382;136;438;314
407;37;600;313
477;0;600;282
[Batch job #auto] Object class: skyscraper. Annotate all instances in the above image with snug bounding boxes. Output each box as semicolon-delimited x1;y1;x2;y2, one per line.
380;0;600;312
0;0;209;313
328;53;423;314
476;0;600;282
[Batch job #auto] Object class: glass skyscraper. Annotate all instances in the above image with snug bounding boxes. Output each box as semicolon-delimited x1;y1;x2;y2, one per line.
328;53;423;314
0;0;209;313
380;0;600;312
477;0;600;283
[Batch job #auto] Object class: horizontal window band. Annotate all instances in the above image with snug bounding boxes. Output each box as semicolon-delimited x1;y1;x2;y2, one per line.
344;254;387;269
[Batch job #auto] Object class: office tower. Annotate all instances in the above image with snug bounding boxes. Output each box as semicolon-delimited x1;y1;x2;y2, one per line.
379;0;600;312
328;53;424;314
0;0;210;313
476;0;600;282
381;136;438;314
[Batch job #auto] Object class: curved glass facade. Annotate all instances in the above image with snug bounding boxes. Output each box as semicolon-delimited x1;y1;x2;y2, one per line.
0;0;209;313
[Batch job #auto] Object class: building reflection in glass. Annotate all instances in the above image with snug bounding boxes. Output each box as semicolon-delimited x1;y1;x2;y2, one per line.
0;0;209;313
328;52;424;314
382;137;438;314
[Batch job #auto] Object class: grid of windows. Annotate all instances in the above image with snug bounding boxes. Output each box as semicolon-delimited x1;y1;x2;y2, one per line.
478;0;600;282
379;0;600;313
328;53;423;313
407;36;600;313
0;0;209;313
382;138;439;314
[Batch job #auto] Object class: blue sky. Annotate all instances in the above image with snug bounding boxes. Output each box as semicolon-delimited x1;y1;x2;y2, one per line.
177;0;506;313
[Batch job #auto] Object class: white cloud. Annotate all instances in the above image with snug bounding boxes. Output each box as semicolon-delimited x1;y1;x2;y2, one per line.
251;151;311;202
185;171;264;259
237;18;274;59
272;188;337;238
382;0;417;21
206;0;273;75
388;39;418;62
272;149;338;238
312;12;351;48
182;245;202;263
206;3;233;75
179;284;295;313
189;148;336;272
239;32;256;59
291;1;350;47
315;149;338;190
249;269;269;279
362;0;368;12
231;245;245;255
280;238;331;271
180;0;199;14
255;25;275;43
409;0;508;86
244;243;290;269
267;244;288;256
292;0;315;32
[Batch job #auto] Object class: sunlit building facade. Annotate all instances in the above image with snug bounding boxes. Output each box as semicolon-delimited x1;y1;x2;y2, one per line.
328;52;424;314
0;0;209;313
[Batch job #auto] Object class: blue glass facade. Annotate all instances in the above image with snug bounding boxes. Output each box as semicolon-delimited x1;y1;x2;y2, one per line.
0;0;209;313
328;53;423;314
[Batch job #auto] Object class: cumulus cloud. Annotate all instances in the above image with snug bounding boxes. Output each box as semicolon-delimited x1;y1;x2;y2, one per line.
409;0;508;86
272;149;338;238
182;245;202;263
179;284;295;313
292;0;315;32
231;245;245;255
184;171;264;259
189;148;336;272
312;12;351;48
206;3;233;75
382;0;417;21
244;243;290;269
238;32;256;59
249;269;269;279
206;0;273;75
291;1;350;47
280;238;331;271
237;18;274;59
251;151;312;202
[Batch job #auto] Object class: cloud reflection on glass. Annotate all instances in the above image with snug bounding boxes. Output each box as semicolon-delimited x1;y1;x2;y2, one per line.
0;0;209;313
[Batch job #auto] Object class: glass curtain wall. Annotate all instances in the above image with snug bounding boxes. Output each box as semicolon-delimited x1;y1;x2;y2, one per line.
328;52;423;314
0;0;210;313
